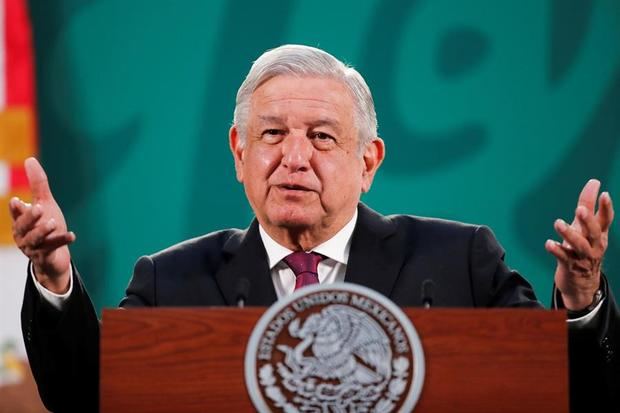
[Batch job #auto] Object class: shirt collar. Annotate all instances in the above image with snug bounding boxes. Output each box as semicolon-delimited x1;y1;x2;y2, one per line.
259;208;358;269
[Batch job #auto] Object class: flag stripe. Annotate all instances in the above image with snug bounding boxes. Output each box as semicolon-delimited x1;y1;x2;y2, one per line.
0;0;6;108
4;0;34;106
0;161;7;196
9;164;26;190
0;108;35;160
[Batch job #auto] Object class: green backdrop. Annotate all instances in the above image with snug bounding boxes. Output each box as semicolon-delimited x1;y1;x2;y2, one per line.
28;0;620;311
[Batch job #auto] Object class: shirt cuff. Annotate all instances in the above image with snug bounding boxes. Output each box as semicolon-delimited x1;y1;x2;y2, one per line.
553;285;605;328
30;263;73;311
565;297;605;328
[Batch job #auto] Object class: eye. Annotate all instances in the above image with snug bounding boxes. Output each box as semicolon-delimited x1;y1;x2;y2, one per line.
261;129;285;143
311;132;335;142
310;131;336;148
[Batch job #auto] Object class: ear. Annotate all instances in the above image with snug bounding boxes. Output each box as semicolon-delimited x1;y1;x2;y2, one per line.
229;125;245;183
361;137;385;193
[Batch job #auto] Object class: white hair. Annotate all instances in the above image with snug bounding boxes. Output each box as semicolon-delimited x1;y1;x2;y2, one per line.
233;44;378;152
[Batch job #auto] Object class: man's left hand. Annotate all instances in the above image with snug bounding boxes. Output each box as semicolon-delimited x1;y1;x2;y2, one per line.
545;179;614;311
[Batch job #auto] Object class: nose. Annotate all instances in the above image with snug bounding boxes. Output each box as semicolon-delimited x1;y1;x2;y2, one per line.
281;131;313;172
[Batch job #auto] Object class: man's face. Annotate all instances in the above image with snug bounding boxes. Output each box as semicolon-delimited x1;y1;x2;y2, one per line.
230;75;383;244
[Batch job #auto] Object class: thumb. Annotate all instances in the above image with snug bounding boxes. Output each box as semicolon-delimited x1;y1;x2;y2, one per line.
25;157;53;202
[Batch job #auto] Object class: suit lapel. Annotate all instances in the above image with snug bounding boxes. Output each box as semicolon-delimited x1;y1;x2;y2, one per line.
215;219;278;306
345;203;403;298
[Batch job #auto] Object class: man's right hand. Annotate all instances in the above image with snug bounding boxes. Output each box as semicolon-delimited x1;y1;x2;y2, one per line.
9;157;75;294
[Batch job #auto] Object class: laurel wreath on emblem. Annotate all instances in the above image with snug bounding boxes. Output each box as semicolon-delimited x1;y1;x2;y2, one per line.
257;305;411;413
259;357;410;413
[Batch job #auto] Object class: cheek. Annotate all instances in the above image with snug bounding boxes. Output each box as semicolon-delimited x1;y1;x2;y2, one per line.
315;155;364;194
244;146;279;174
243;145;282;193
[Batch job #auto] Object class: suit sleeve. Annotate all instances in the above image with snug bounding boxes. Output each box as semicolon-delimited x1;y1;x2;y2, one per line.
21;262;99;413
21;254;160;412
554;276;620;412
469;225;541;308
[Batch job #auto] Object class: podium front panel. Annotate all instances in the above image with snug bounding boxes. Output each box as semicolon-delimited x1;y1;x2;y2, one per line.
101;308;568;413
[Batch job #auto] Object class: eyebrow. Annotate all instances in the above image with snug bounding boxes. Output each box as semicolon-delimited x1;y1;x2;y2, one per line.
257;115;342;133
308;118;342;133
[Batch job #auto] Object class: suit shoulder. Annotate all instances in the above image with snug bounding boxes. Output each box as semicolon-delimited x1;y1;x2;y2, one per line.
385;213;483;237
359;203;489;243
147;228;245;263
385;214;504;260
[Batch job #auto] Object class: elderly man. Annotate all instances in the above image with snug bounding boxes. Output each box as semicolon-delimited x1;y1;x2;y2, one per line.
9;45;618;412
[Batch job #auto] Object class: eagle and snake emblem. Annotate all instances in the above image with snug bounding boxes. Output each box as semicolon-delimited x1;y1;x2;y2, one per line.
262;305;409;412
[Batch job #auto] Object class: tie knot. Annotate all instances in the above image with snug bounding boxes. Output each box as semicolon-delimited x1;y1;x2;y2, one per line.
283;251;323;277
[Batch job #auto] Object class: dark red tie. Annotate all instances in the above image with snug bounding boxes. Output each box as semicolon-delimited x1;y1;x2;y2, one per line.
283;251;323;291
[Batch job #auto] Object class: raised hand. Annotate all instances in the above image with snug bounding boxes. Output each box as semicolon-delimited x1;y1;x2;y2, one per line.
9;157;75;294
545;179;614;311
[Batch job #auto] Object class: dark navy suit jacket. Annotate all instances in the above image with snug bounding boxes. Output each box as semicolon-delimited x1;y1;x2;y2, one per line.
21;203;619;412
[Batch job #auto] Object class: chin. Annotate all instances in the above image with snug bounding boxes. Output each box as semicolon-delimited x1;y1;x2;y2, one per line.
267;206;320;229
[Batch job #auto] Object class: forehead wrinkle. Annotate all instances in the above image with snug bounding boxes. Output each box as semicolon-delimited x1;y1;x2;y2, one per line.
260;96;339;104
258;115;287;124
256;114;343;134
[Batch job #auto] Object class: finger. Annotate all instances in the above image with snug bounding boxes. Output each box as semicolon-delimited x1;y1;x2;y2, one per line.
597;192;615;233
554;219;593;257
8;197;26;221
545;239;570;263
38;232;76;252
577;179;601;212
575;205;601;245
12;203;43;238
25;230;75;256
25;157;53;203
20;218;57;250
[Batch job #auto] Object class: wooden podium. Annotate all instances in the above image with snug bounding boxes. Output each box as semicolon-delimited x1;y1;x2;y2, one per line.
100;308;568;412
